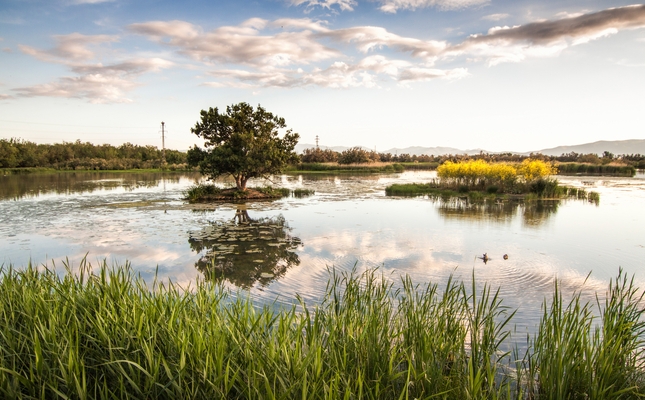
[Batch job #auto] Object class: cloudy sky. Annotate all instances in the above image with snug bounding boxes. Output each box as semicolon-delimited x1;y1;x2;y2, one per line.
1;0;644;152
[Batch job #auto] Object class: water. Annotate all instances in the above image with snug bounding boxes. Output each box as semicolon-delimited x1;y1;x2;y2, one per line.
1;170;644;337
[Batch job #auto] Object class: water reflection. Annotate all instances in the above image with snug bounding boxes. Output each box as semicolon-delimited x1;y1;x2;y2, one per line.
0;172;198;200
435;198;560;227
188;206;302;288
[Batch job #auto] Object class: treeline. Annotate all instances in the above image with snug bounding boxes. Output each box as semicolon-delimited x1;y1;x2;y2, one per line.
301;147;645;168
0;138;188;170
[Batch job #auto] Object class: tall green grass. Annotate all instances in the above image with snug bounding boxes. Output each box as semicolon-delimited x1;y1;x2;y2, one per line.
556;163;636;177
0;261;643;399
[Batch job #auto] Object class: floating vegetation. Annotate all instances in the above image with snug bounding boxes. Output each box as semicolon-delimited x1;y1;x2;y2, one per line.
0;263;643;399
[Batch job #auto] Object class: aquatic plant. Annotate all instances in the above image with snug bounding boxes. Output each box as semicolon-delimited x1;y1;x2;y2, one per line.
0;261;643;399
184;183;222;201
292;188;315;198
556;163;636;177
526;270;645;400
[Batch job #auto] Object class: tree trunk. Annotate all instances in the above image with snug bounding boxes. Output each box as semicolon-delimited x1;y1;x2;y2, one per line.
235;176;248;191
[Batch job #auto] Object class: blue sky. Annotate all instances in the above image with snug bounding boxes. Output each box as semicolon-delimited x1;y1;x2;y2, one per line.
1;0;644;152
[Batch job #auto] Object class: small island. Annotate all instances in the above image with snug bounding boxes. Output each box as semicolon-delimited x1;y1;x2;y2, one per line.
185;102;302;201
386;159;600;204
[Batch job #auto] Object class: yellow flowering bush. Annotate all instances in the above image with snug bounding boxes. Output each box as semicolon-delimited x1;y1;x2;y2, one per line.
437;159;557;192
517;159;558;181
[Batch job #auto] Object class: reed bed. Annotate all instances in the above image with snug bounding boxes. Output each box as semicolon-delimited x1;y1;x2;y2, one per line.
0;261;643;399
290;162;406;173
556;163;636;177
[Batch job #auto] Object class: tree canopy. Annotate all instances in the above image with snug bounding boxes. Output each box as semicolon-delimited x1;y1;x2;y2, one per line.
188;102;300;190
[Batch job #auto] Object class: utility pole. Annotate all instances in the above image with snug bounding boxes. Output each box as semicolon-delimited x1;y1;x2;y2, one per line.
161;121;167;165
315;135;319;149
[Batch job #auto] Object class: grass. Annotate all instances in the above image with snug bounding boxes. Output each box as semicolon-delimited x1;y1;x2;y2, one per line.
1;260;643;399
288;162;407;174
385;180;601;203
556;163;636;177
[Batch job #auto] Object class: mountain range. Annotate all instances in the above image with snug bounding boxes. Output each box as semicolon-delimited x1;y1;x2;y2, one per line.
295;139;645;157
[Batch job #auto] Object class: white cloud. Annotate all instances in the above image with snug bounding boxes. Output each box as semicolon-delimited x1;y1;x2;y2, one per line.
482;13;510;21
289;0;357;12
129;19;340;67
374;0;489;13
321;26;447;60
17;35;173;103
398;67;469;81
19;33;118;62
270;18;330;33
13;74;139;104
450;5;645;65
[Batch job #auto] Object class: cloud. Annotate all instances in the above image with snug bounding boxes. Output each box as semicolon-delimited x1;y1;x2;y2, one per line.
208;55;462;88
69;0;115;4
13;74;139;103
128;19;340;67
19;33;118;63
17;35;173;103
482;13;510;21
374;0;489;13
321;26;447;60
450;5;645;65
0;94;13;100
289;0;357;12
398;67;469;81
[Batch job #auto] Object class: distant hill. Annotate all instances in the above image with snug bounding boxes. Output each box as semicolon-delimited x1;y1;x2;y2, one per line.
382;146;485;156
531;139;645;156
297;139;645;157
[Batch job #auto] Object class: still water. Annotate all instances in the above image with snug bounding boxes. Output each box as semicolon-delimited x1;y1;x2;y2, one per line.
1;170;644;335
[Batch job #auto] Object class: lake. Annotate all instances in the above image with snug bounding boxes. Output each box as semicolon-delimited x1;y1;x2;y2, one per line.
1;170;644;337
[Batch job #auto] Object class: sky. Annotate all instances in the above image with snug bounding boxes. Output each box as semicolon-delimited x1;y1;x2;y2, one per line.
1;0;644;153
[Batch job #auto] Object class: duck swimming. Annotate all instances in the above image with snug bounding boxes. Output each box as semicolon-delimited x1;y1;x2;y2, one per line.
478;253;490;264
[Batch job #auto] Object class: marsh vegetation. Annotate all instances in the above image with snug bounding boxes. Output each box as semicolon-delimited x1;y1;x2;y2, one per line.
0;262;643;399
386;160;600;203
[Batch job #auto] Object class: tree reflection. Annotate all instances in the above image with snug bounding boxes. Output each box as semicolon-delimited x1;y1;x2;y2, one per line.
188;207;302;288
435;198;560;227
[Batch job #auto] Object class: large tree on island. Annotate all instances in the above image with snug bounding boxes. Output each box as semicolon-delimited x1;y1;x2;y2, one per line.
188;102;300;191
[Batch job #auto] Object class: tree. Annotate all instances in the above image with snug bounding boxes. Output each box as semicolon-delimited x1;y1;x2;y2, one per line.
337;147;373;164
189;102;300;191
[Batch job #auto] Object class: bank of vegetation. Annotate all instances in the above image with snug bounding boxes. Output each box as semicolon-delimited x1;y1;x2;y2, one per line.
556;162;636;176
3;137;643;176
0;261;643;399
0;138;189;171
386;159;600;203
297;147;643;176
